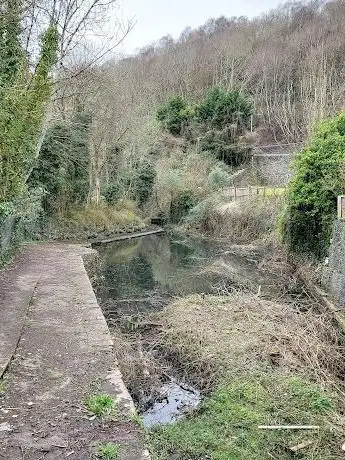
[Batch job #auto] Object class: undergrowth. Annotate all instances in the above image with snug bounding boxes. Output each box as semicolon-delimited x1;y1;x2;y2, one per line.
46;200;145;239
184;195;282;243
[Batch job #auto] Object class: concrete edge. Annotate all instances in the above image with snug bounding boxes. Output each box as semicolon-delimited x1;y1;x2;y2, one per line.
92;228;164;245
0;280;39;380
78;246;152;460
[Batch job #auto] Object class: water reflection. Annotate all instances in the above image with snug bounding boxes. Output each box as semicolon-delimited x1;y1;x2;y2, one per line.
95;235;222;319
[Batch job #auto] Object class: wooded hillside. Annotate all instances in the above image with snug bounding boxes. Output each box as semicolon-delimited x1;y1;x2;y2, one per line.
80;0;345;148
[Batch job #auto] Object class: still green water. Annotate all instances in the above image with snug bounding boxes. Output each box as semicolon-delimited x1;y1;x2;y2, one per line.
94;233;254;320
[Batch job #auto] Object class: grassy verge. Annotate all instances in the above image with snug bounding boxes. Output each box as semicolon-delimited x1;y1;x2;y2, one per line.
147;293;345;459
149;372;340;460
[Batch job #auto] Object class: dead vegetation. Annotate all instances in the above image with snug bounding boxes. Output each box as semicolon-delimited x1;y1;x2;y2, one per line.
111;287;345;412
151;293;345;393
45;200;145;240
185;196;283;243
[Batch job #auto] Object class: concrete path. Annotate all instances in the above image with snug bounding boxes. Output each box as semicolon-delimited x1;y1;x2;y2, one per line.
0;244;147;460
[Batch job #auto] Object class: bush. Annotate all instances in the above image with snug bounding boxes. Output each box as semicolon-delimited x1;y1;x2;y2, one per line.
156;96;193;135
200;127;251;166
103;182;122;205
133;161;156;206
170;190;198;223
281;113;345;259
156;88;253;167
186;196;282;242
207;166;231;191
29;111;91;215
196;87;252;130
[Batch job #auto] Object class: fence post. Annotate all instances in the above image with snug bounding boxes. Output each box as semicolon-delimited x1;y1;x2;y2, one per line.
338;196;345;220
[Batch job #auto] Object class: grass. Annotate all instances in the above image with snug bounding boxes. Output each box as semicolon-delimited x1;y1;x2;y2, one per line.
146;291;345;458
48;200;145;239
95;442;120;459
149;372;341;460
0;379;5;394
84;394;116;417
131;411;145;429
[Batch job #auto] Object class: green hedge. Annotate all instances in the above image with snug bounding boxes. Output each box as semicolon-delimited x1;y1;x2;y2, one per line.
281;113;345;258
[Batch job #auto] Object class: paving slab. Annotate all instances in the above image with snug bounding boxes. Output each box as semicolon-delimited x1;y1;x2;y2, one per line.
0;244;147;460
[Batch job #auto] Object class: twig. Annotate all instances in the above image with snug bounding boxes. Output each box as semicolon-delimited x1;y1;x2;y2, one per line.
290;440;314;452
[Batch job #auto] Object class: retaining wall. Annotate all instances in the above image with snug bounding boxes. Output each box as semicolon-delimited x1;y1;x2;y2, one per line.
322;220;345;306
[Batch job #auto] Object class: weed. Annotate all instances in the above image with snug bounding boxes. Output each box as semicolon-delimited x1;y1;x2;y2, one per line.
131;411;145;429
0;379;5;394
95;442;119;459
84;394;116;417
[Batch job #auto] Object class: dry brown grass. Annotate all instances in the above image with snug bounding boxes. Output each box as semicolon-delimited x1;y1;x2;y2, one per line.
111;329;165;409
153;293;345;393
49;200;145;239
193;196;282;243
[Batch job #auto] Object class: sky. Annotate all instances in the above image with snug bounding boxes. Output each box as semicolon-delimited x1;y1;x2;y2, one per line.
119;0;283;54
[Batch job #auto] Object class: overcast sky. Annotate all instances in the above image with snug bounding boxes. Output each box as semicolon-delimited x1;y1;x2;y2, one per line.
120;0;283;54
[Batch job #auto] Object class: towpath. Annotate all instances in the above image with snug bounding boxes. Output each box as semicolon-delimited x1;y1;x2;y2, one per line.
0;244;147;460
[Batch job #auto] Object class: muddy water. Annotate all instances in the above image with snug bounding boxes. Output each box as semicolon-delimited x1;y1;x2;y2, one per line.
93;234;279;426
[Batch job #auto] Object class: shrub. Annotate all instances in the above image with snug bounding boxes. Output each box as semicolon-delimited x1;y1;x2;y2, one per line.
280;113;345;259
186;196;281;242
133;161;156;206
156;96;193;135
207;166;231;191
170;190;199;223
29;111;91;215
103;182;122;205
196;87;252;130
156;88;253;167
200;127;251;166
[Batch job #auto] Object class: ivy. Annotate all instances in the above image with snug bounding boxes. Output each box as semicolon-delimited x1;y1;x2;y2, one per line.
0;2;58;206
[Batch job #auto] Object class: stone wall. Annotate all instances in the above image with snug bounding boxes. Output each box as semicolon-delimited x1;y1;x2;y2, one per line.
322;220;345;306
234;146;296;187
252;154;292;186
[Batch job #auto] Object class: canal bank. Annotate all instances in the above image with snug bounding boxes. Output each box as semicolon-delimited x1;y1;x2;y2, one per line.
0;243;147;460
90;233;345;459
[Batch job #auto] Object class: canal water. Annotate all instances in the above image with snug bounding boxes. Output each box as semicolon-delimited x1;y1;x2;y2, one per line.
93;233;278;426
